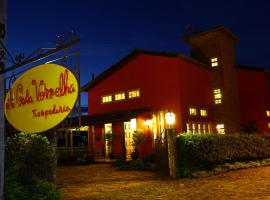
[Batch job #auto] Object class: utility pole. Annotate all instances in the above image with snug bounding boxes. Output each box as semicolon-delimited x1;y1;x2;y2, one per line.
0;0;6;199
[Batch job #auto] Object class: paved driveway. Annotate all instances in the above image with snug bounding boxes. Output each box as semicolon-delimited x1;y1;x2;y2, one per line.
57;164;270;200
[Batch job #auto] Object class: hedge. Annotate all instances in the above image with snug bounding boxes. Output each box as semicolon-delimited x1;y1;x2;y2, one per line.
176;133;270;177
4;133;61;200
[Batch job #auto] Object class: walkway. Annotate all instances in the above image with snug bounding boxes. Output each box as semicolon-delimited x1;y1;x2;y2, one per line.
57;164;270;200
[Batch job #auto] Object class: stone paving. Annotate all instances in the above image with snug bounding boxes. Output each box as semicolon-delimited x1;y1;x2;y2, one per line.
57;164;270;200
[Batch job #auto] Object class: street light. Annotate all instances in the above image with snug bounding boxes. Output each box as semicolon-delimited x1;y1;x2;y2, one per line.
165;111;175;128
165;110;176;178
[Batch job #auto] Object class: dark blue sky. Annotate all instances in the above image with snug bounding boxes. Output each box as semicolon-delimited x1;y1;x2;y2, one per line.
7;0;270;106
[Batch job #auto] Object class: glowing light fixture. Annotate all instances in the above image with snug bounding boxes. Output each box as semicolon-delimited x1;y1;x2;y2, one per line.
130;118;137;130
165;111;175;127
144;120;152;127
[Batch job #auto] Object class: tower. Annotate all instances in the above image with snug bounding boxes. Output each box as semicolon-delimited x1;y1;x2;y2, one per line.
183;26;242;133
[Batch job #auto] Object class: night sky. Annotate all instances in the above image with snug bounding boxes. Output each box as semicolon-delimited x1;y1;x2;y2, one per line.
7;0;270;106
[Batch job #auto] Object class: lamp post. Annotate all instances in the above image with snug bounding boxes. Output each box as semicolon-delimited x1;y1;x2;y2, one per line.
165;111;177;178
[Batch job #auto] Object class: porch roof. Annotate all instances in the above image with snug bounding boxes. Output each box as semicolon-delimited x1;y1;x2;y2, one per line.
63;108;152;128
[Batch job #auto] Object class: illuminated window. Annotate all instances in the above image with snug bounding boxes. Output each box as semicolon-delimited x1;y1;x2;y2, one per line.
192;123;196;134
186;123;191;133
128;89;140;99
216;123;225;134
211;57;218;67
102;95;112;103
203;124;206;133
267;110;270;117
189;108;197;115
200;109;207;116
114;92;125;101
268;123;270;129
198;124;201;133
213;88;222;104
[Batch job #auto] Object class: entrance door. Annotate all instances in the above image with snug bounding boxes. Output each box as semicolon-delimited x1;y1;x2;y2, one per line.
124;122;134;160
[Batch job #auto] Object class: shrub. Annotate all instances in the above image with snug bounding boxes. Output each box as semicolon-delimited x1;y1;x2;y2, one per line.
5;133;56;183
4;133;60;200
176;133;270;177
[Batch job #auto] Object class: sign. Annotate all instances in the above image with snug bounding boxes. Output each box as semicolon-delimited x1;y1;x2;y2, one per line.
4;64;78;133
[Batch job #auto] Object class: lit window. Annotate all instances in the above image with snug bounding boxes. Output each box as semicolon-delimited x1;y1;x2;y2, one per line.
213;88;222;104
200;109;207;116
216;123;225;134
189;108;197;115
128;89;140;99
267;110;270;117
114;92;125;101
102;95;112;103
198;124;201;133
192;123;196;134
202;124;206;133
211;57;218;67
268;123;270;129
186;123;191;133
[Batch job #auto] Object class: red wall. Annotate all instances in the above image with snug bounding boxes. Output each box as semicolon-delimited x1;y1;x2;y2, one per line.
112;122;122;159
178;59;214;126
237;69;270;133
88;54;213;132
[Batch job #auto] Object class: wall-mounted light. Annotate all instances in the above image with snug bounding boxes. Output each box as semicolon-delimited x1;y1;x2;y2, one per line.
144;119;152;127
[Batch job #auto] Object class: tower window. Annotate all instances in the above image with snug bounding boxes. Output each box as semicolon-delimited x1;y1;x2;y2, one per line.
200;109;207;117
189;108;197;115
211;57;218;67
213;88;222;104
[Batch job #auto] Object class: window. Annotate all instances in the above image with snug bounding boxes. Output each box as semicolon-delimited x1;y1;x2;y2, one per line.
102;95;112;103
268;123;270;129
216;123;225;134
189;108;197;115
200;109;207;116
128;89;140;99
267;110;270;117
213;88;222;104
211;57;218;67
114;92;125;101
202;124;206;133
198;124;201;133
192;123;196;134
186;123;191;133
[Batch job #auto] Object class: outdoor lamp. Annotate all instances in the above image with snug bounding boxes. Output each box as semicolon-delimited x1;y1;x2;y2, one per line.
165;111;175;127
144;120;152;127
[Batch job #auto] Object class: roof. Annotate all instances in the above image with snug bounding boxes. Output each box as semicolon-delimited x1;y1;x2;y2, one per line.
183;26;239;43
59;108;152;127
81;48;210;91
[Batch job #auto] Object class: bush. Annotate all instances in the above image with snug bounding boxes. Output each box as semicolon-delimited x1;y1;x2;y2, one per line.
176;133;270;177
5;133;56;183
4;133;60;200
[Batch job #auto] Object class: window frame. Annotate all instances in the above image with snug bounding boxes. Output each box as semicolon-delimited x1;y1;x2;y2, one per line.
128;88;140;99
114;91;126;101
101;94;112;104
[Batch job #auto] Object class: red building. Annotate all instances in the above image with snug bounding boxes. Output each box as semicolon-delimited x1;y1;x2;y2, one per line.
82;26;270;160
